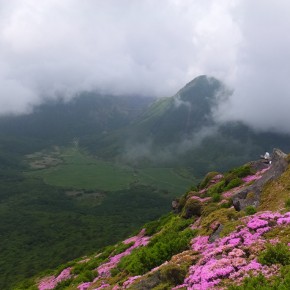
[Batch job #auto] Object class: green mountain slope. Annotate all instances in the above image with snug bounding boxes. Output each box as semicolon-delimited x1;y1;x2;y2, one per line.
103;76;290;177
1;76;290;290
0;93;154;150
111;75;225;146
18;149;290;290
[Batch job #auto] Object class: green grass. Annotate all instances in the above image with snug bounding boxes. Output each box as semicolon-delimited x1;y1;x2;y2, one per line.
35;161;134;191
27;148;135;191
137;168;194;194
26;148;194;194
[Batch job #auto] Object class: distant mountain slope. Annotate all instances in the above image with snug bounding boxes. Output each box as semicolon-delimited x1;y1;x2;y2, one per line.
103;76;290;176
0;93;154;151
22;149;290;290
117;75;226;145
1;76;290;177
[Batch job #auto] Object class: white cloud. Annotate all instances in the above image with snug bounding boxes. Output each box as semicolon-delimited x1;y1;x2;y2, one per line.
0;0;290;134
216;0;290;133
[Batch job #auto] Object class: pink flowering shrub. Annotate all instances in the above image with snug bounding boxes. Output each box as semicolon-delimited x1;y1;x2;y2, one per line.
96;229;150;278
75;230;150;290
38;267;72;290
77;282;92;290
247;217;269;230
191;217;201;230
191;195;211;203
199;172;223;191
222;185;244;198
94;282;111;289
174;211;290;290
113;217;196;280
242;167;270;183
122;275;141;288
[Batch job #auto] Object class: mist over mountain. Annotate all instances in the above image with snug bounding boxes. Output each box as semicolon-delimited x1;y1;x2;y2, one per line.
1;1;290;134
105;75;290;175
0;93;153;146
1;75;290;178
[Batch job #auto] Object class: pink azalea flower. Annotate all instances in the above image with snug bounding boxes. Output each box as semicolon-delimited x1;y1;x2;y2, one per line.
78;282;92;290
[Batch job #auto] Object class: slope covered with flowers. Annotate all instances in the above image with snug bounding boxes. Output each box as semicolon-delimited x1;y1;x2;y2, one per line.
173;211;290;290
18;152;290;290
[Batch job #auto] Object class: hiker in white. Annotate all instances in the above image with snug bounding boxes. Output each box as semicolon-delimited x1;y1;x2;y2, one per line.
264;152;270;160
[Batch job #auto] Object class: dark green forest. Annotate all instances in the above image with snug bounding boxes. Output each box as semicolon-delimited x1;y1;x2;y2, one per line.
0;161;173;289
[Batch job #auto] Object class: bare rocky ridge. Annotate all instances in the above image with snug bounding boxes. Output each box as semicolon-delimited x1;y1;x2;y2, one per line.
233;148;288;211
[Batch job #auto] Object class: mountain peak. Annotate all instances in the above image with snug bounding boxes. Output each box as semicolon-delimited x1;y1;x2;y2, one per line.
176;75;224;103
183;75;215;88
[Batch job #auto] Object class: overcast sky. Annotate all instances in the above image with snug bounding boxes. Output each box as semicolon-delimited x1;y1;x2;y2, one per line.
0;0;290;133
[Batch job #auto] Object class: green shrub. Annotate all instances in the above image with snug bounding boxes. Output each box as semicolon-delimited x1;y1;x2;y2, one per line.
175;196;187;213
220;199;232;208
110;267;120;277
189;185;198;192
258;243;290;266
182;199;202;218
231;164;253;178
144;213;174;236
113;242;134;256
201;203;219;216
13;279;38;290
199;171;219;189
224;178;242;191
207;181;225;196
74;270;95;283
54;278;73;290
116;218;197;276
244;206;257;215
212;193;221;203
160;264;187;286
72;257;103;275
229;265;290;289
152;283;172;290
98;245;115;261
72;263;87;275
228;274;272;289
285;198;290;208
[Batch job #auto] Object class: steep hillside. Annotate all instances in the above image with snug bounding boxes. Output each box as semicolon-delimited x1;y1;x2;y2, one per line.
0;93;154;151
99;76;290;176
21;149;290;290
125;75;226;144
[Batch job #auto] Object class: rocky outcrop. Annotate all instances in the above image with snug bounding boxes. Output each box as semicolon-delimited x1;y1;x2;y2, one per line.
233;149;288;211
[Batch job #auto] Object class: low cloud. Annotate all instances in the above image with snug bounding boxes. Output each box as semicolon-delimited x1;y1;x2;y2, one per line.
0;0;290;134
121;125;218;166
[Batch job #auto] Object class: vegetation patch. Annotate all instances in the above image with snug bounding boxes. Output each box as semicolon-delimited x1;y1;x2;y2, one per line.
199;171;219;189
114;217;197;276
264;225;290;246
258;242;290;266
181;199;202;218
258;166;290;211
199;207;243;236
26;148;194;194
244;205;257;215
228;270;290;290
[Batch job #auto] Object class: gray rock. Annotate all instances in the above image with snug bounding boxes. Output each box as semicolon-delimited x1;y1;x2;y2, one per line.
233;148;288;211
130;272;161;290
209;224;224;243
